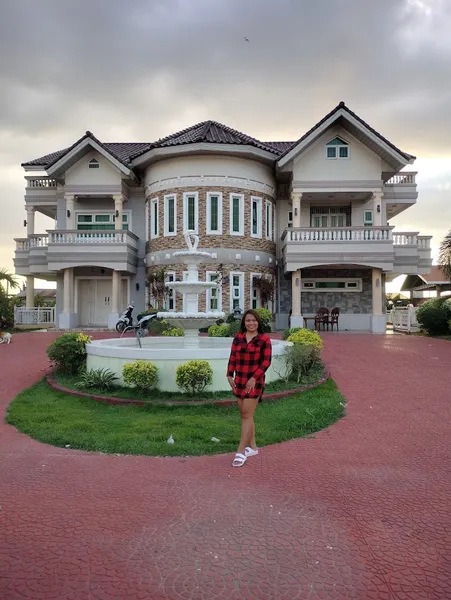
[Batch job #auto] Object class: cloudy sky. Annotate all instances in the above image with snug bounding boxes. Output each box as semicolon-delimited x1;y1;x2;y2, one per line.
1;0;450;290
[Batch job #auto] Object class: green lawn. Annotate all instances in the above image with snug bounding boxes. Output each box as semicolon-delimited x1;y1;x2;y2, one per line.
5;377;345;457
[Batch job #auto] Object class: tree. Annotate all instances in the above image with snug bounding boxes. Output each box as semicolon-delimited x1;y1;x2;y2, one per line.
0;268;19;294
438;230;451;281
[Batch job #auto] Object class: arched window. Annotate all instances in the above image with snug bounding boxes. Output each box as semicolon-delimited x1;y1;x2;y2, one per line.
88;158;100;169
326;136;349;159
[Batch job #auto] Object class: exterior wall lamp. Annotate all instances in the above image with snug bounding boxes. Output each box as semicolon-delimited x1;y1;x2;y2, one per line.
377;205;381;213
294;208;298;216
67;209;71;218
23;220;27;227
295;277;300;286
136;283;140;291
115;210;119;218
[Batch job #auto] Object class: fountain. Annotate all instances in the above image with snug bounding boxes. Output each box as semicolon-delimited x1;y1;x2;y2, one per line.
86;231;291;392
156;230;225;344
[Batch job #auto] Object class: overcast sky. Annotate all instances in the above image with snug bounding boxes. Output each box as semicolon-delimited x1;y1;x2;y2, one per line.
1;0;450;290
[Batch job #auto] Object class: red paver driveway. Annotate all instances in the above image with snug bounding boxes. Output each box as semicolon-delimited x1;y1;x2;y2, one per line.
1;331;450;600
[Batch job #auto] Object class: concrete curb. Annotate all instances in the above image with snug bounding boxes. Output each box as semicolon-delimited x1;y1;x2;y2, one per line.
46;370;330;407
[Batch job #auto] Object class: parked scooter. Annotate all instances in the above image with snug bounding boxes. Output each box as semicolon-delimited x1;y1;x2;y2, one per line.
116;303;134;333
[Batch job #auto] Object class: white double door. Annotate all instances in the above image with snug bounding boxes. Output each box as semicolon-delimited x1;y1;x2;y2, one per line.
78;278;127;326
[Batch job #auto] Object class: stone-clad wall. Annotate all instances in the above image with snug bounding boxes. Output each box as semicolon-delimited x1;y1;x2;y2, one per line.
147;263;275;314
301;268;373;314
146;186;276;256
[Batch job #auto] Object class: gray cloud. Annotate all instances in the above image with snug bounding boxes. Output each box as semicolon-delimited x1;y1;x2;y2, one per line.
0;0;450;278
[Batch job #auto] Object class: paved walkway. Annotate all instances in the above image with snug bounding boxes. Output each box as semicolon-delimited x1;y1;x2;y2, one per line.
1;332;450;600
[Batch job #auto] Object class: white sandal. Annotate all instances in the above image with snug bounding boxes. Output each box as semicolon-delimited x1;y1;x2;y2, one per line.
232;453;247;467
245;446;259;457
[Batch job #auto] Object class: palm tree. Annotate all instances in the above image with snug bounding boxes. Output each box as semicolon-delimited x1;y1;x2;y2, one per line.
438;230;451;281
0;268;19;295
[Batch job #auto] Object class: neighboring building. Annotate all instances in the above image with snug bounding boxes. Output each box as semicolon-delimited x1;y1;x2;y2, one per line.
401;266;451;305
14;101;432;332
15;287;56;306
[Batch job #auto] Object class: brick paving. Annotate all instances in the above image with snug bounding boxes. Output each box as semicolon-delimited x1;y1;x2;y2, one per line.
0;331;450;600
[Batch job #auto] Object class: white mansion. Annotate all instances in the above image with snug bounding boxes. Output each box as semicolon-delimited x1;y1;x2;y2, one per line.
14;101;431;332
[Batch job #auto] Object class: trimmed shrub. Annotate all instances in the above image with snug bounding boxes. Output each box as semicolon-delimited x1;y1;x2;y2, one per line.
146;317;171;335
176;360;213;394
255;307;273;332
416;298;451;336
122;360;159;391
287;329;323;353
282;344;320;383
208;324;230;337
282;326;302;340
228;320;241;336
47;333;92;374
76;368;118;391
162;327;184;336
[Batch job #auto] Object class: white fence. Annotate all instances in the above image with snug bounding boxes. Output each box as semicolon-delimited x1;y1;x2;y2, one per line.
390;306;420;333
14;307;56;327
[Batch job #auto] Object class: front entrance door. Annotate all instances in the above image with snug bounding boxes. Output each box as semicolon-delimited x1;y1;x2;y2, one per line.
78;279;128;326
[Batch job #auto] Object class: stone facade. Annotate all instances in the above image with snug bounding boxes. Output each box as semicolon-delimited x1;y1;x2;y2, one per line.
146;186;276;255
300;268;373;314
147;263;276;314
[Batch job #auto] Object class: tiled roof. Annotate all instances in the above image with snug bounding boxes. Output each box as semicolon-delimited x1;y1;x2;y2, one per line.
21;104;415;168
422;266;448;284
129;121;282;159
277;101;415;162
22;140;152;167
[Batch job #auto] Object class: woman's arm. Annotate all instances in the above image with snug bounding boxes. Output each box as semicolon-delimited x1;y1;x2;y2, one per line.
252;337;272;380
226;338;238;377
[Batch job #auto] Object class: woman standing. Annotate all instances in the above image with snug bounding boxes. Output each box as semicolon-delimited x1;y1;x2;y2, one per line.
227;309;272;467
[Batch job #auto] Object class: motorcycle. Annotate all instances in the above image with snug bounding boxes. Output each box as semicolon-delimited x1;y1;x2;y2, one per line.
115;303;134;333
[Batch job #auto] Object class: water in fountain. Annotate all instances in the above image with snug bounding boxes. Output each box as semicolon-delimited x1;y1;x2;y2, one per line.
156;230;225;345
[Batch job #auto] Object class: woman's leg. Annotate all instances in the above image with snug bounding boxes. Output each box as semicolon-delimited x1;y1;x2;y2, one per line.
236;397;259;454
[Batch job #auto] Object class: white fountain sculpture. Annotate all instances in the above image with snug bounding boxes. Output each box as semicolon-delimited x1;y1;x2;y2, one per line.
156;230;226;345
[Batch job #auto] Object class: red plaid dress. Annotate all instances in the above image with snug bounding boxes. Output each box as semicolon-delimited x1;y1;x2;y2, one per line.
227;332;273;400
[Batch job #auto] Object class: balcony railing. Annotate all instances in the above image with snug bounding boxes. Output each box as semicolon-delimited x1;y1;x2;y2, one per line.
392;232;418;246
283;226;393;243
385;172;417;185
14;306;55;326
25;177;57;188
48;229;138;249
15;230;139;252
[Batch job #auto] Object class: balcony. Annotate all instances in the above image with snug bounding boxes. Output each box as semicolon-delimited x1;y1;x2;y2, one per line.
25;176;58;203
282;226;431;274
383;171;418;204
14;229;140;276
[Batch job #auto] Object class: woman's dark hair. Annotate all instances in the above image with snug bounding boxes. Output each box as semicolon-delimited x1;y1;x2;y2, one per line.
239;309;264;334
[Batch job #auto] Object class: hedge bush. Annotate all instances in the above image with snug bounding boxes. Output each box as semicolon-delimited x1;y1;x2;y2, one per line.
287;328;323;353
416;298;451;336
76;368;118;391
47;333;92;374
122;360;159;391
208;324;230;337
176;360;213;394
161;327;185;336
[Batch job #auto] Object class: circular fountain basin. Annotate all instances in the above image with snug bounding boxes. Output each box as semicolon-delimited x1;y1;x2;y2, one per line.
165;282;218;295
86;336;292;392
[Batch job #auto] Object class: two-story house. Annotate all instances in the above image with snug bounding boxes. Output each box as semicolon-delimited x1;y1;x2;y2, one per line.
14;101;432;332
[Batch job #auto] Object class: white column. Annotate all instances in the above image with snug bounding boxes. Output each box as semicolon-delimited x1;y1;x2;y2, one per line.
111;270;121;313
292;192;302;228
63;268;73;314
372;192;383;226
26;207;35;236
371;268;385;333
290;269;303;328
26;275;34;309
65;195;75;229
113;194;123;230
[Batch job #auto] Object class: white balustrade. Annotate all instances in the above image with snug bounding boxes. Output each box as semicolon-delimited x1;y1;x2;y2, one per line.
48;230;138;248
15;238;30;251
391;307;420;333
14;306;56;326
392;232;418;246
417;236;431;249
26;178;57;188
385;172;417;185
29;234;49;248
285;227;392;243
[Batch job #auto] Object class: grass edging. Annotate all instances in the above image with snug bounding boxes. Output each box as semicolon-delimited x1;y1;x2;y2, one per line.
46;370;330;407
